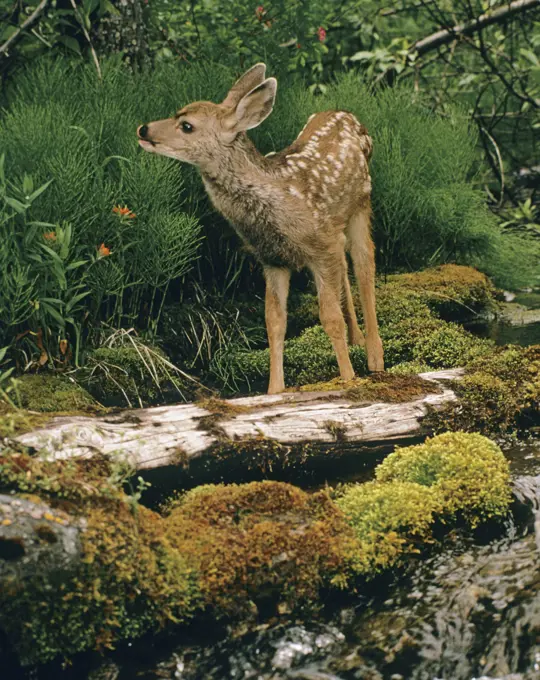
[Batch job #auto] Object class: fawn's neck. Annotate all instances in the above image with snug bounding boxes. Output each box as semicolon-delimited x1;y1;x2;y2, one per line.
200;133;270;196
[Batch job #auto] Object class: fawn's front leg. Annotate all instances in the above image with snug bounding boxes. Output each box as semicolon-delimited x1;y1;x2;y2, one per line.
264;266;291;394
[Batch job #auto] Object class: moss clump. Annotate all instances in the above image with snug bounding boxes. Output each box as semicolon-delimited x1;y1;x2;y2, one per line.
0;431;514;665
82;345;193;407
384;264;497;319
0;451;200;665
427;345;540;434
297;372;441;403
213;265;498;393
388;361;432;376
0;402;53;438
375;432;512;527
1;501;199;664
411;324;492;368
11;374;99;413
164;481;358;616
336;481;441;573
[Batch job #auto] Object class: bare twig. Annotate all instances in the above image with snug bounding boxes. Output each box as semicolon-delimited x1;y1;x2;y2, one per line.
67;0;102;80
413;0;540;56
0;0;50;58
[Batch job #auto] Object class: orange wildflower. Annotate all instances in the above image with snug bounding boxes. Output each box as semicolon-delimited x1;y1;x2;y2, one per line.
98;243;111;257
112;205;136;219
43;232;57;241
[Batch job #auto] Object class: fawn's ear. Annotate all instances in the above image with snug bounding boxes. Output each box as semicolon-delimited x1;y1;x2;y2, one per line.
222;63;267;108
225;78;277;133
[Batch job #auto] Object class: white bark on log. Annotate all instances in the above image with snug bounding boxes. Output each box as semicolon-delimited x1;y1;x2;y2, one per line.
13;369;463;472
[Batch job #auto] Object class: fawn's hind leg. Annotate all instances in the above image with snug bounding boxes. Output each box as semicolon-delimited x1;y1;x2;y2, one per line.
341;257;365;346
347;208;384;372
264;266;291;394
312;258;355;382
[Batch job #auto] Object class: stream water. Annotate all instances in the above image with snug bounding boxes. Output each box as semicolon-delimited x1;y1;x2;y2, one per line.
6;297;540;680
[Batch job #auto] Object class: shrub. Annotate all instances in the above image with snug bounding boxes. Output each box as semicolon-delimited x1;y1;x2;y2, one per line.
375;432;512;527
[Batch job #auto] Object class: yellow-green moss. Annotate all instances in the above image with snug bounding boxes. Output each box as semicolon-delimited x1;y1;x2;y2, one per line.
375;432;512;527
0;451;200;665
0;401;53;438
214;268;495;393
384;264;497;318
11;373;99;413
0;431;514;665
335;481;441;573
427;345;540;434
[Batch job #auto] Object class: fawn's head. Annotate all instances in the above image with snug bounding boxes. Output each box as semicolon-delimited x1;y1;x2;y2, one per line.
137;64;276;168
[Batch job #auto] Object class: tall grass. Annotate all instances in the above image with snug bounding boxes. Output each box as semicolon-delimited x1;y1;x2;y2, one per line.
0;59;536;367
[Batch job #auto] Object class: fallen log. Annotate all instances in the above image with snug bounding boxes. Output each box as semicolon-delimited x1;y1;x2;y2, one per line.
13;369;463;475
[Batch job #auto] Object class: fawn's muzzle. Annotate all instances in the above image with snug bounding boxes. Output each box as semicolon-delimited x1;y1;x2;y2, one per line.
137;124;149;139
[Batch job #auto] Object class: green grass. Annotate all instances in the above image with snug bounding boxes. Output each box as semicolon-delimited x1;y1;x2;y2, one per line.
1;57;536;369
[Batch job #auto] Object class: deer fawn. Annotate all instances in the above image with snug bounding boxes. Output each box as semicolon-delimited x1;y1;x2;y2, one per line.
138;63;384;394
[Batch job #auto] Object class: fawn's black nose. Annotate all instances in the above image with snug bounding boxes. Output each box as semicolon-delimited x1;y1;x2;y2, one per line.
138;124;148;139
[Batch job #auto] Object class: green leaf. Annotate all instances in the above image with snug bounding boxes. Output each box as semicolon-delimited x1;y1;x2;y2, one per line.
66;260;88;271
66;291;90;313
41;301;66;327
22;174;33;196
40;297;64;306
3;196;29;213
57;35;82;55
520;48;539;67
0;346;9;362
27;178;53;203
349;51;374;62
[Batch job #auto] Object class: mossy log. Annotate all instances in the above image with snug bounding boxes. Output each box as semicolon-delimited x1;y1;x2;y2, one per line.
14;369;463;472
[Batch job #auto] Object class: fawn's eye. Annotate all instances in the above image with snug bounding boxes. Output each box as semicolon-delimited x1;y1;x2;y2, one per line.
181;121;194;134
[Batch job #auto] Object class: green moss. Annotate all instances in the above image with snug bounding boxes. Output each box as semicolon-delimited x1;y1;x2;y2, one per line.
11;374;99;413
427;345;540;434
82;345;192;407
1;501;199;664
336;481;441;573
212;265;499;393
411;324;492;368
0;431;514;665
0;401;54;438
388;361;433;376
384;265;497;318
375;432;512;527
164;481;358;616
0;450;200;665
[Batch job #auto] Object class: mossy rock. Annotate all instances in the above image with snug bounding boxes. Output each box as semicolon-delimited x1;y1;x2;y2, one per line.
82;345;194;407
384;264;497;319
427;344;540;434
165;481;358;616
375;432;512;528
10;373;98;413
335;480;441;574
0;432;514;665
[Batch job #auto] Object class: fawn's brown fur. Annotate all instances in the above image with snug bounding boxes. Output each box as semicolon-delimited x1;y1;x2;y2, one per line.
138;63;384;394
